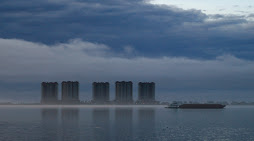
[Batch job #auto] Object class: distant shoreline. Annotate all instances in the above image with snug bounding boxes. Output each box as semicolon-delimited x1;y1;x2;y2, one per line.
0;104;167;108
0;103;163;105
0;104;253;107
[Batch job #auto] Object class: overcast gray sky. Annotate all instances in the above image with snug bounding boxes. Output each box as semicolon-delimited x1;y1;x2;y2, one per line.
0;0;254;102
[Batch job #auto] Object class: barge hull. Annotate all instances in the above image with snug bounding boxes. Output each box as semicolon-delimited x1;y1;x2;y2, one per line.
179;104;225;109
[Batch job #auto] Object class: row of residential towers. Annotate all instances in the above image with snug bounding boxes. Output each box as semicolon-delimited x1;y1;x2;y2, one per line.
41;81;155;104
41;81;79;104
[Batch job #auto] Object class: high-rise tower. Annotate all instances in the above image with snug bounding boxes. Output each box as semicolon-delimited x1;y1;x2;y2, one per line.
115;81;133;104
92;82;110;103
138;82;155;103
41;82;58;104
61;81;79;104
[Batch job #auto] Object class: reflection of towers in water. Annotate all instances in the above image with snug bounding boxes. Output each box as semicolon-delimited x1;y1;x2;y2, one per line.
115;108;133;141
61;108;79;141
41;108;59;141
92;108;110;141
137;108;155;140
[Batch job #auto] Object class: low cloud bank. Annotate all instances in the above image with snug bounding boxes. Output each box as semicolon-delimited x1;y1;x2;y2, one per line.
0;38;254;101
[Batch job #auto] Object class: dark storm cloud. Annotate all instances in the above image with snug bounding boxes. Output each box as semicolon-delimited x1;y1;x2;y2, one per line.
248;14;254;17
1;0;253;59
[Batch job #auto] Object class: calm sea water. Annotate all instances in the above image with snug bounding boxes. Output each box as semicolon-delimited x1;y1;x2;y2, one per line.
0;105;253;141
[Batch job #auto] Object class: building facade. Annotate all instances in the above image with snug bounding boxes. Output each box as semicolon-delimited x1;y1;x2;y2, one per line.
92;82;110;103
138;82;155;103
61;81;79;104
41;82;58;104
115;81;133;103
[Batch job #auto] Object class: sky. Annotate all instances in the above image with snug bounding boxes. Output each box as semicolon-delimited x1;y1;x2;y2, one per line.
150;0;254;16
0;0;254;102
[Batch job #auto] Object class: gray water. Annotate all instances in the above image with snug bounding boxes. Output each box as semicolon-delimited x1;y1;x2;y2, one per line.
0;105;253;141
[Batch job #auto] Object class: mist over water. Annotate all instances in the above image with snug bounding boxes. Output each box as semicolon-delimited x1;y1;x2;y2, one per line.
0;105;253;141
